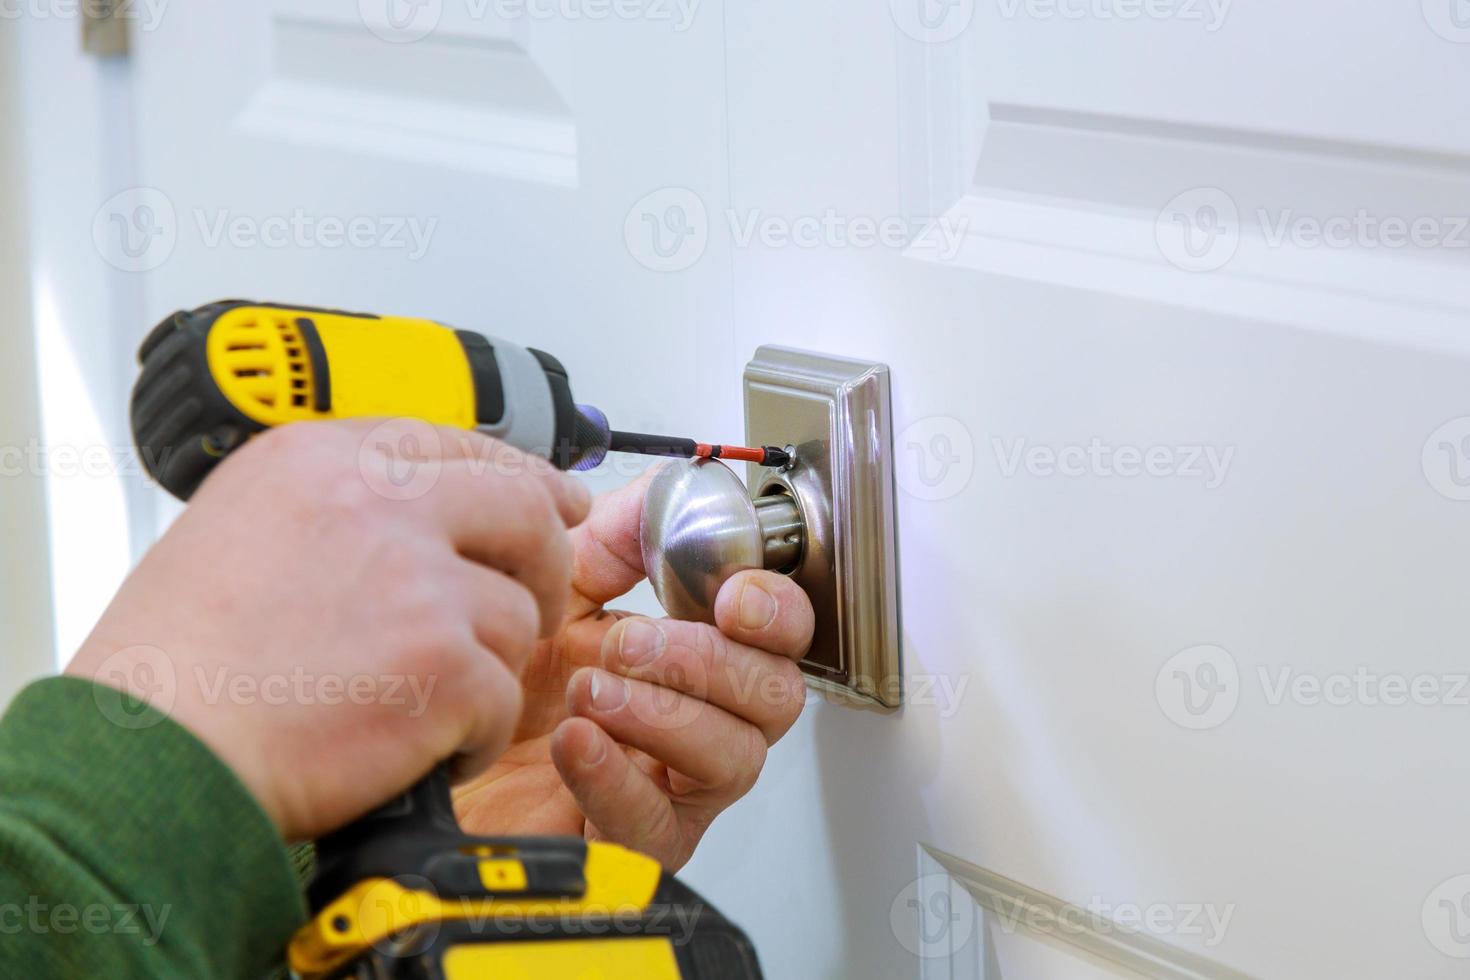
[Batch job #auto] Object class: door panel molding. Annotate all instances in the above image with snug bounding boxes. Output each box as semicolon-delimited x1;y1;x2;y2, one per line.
897;36;1470;355
236;16;577;185
921;846;1259;980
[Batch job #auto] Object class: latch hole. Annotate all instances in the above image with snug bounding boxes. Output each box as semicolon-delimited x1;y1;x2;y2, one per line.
754;483;805;575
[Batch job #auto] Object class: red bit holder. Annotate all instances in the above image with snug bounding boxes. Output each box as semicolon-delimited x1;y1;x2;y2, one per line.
608;430;792;469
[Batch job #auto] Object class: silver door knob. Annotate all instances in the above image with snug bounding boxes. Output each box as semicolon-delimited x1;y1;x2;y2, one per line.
640;458;804;623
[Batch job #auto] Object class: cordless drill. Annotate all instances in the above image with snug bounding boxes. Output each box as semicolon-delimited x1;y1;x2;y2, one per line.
130;301;765;980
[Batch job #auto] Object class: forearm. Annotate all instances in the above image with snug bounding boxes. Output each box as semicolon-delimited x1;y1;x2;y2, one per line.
0;677;305;978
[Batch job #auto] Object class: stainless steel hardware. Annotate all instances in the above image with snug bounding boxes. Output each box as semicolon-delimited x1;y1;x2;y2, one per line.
638;346;902;711
82;0;131;57
745;346;901;710
641;459;805;624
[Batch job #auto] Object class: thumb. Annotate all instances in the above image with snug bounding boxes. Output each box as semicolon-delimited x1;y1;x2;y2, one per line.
568;464;663;614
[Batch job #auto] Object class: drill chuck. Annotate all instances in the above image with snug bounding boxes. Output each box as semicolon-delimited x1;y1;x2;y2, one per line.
570;403;612;472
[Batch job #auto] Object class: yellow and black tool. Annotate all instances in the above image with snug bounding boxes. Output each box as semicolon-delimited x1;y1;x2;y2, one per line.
130;300;616;499
130;301;767;979
130;299;790;501
291;766;762;979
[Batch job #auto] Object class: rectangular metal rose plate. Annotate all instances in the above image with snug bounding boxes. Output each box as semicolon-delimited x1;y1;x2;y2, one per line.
743;346;902;711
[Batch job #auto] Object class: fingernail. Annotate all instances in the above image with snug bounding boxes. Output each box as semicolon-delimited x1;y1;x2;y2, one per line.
618;619;665;667
738;579;778;630
579;731;606;766
589;672;628;712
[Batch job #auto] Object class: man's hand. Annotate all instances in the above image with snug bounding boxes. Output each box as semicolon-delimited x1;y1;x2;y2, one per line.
453;467;815;871
67;420;590;841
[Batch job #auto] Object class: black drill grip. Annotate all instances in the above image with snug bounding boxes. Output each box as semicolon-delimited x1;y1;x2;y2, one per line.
307;766;589;912
308;765;459;911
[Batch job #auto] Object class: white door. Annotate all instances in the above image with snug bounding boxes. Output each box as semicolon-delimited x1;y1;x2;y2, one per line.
18;1;1470;977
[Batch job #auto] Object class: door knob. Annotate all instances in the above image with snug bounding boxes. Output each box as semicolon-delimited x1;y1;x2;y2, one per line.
640;458;804;624
637;346;901;711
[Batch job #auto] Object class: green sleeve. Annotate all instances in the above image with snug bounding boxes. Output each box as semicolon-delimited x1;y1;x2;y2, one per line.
0;676;307;978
